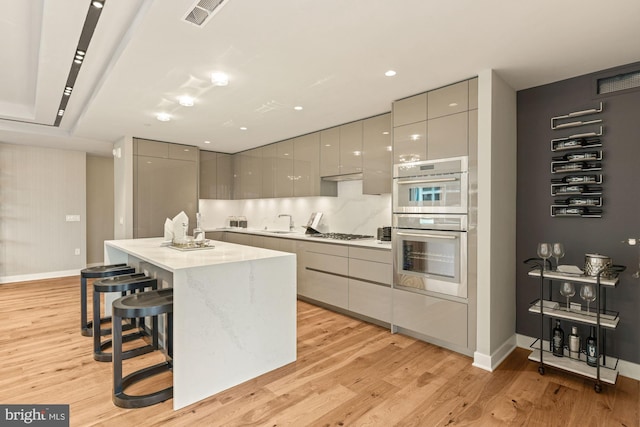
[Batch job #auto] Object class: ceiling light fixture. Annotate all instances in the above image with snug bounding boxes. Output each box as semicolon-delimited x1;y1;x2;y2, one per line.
204;140;211;144
58;109;65;116
294;106;303;111
92;1;104;8
63;86;73;96
385;70;397;77
156;113;171;122
179;95;194;107
240;126;247;131
211;72;229;86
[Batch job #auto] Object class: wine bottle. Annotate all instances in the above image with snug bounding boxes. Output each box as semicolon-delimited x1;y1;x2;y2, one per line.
552;151;599;161
551;175;598;184
586;326;597;367
568;326;580;359
552;320;564;357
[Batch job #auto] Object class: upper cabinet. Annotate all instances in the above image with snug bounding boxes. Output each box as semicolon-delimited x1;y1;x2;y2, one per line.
393;120;427;163
426;112;468;160
393;93;427;127
275;139;294;198
199;151;233;200
427;81;469;119
362;113;392;194
217;153;233;199
320;127;340;177
244;147;262;199
339;121;363;175
262;144;276;198
293;133;320;197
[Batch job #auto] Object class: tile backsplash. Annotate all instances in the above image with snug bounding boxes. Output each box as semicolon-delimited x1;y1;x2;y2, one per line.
199;181;391;235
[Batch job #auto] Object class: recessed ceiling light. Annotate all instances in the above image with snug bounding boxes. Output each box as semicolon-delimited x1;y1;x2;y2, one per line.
156;113;171;122
294;106;303;111
92;1;104;8
179;95;194;107
183;148;190;152
204;140;211;144
57;109;65;116
211;72;229;86
240;126;247;131
385;70;397;77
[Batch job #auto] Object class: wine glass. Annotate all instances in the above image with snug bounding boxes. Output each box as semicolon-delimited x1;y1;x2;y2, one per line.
580;283;596;313
537;243;552;271
552;243;565;270
559;282;575;312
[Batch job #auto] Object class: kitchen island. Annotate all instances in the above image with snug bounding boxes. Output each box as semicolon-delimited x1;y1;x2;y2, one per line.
104;237;297;410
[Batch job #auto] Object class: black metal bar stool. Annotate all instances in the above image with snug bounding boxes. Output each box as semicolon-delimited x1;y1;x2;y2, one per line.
80;264;135;336
112;288;173;408
92;274;158;362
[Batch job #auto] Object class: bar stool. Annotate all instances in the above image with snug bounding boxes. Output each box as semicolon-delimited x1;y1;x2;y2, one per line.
112;288;173;408
80;264;135;336
92;274;158;362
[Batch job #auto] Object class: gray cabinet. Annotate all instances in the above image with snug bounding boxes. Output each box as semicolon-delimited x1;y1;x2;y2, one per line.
293;133;320;197
320;127;340;177
216;153;233;200
393;121;427;164
275;139;294;198
199;150;218;199
133;138;198;238
300;242;349;309
362;113;392;194
244;147;262;199
347;247;392;322
339;121;363;175
469;77;478;110
427;111;469;159
262;144;276;198
393;93;427;127
427;80;469;119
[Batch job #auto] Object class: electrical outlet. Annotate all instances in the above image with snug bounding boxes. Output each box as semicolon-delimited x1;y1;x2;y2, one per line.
74;248;80;256
66;215;80;222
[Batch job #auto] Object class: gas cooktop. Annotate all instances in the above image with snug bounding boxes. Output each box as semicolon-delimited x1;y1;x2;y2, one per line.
308;233;375;241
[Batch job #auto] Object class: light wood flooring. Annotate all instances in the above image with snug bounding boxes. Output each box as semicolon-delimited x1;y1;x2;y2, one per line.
1;276;638;426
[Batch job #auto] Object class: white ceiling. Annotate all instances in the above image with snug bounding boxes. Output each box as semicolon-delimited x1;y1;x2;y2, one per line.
1;0;639;156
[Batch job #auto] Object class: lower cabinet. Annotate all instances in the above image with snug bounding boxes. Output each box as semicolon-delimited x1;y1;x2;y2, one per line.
302;269;349;309
348;279;391;323
392;289;468;348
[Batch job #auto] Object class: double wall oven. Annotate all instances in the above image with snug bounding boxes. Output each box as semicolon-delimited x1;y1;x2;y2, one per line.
392;156;469;300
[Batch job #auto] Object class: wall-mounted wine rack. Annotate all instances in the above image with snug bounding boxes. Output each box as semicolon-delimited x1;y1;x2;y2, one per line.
550;102;604;218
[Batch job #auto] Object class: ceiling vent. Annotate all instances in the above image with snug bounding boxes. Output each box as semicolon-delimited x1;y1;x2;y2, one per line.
184;0;227;27
597;69;640;94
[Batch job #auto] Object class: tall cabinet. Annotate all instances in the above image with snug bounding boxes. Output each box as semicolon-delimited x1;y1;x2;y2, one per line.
133;138;198;238
362;113;392;194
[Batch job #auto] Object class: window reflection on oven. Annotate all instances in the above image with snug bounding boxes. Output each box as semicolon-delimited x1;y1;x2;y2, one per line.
409;186;442;202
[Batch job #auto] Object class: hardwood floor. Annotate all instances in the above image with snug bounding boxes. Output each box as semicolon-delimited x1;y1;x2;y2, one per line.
1;276;638;426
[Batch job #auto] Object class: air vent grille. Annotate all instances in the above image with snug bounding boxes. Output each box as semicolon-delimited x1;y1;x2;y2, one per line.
184;0;226;27
597;70;640;94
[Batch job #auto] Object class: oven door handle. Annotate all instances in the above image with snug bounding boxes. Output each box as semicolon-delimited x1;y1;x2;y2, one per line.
396;232;457;240
396;177;458;185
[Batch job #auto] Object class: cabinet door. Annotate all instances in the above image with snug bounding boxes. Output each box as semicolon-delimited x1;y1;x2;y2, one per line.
262;144;276;198
199;150;217;199
427;81;469;120
339;121;363;174
275;139;294;198
134;138;169;158
244;147;262;199
469;77;478;110
294;133;320;197
362;113;392;194
393;121;427;164
393;93;427;127
349;280;391;322
320;127;340;177
426;111;469;159
232;152;244;199
216;153;233;200
169;143;198;161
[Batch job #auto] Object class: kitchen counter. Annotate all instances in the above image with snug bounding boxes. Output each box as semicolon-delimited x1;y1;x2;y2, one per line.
104;237;296;410
208;227;392;250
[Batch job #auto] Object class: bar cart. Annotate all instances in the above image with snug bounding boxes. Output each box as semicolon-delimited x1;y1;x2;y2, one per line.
523;258;625;392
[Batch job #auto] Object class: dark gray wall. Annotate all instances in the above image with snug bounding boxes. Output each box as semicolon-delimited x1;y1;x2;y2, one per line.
517;62;640;363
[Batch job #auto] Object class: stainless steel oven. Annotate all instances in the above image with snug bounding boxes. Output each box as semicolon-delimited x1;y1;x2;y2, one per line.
393;156;468;214
392;214;467;299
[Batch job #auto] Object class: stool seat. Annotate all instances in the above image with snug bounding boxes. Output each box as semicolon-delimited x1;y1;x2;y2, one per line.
80;264;135;337
92;274;158;362
112;288;173;409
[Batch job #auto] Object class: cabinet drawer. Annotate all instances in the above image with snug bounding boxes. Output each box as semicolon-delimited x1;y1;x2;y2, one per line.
305;241;349;257
349;258;392;285
349;279;391;322
392;289;467;347
393;93;427;127
349;247;392;264
300;269;348;309
306;252;348;276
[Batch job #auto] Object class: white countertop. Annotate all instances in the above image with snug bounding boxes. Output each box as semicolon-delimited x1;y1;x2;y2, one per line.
105;237;292;272
206;228;392;250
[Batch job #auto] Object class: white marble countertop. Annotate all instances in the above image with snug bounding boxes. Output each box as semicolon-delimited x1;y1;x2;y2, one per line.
104;237;293;272
205;228;392;250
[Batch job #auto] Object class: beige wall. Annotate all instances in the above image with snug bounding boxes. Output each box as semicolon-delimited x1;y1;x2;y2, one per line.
0;143;86;282
86;155;114;265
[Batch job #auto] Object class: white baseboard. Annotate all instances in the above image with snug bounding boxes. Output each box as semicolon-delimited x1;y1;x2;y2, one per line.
516;333;640;381
0;269;81;284
473;334;517;372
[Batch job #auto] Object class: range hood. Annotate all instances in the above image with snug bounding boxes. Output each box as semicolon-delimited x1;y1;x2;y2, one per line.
321;173;363;182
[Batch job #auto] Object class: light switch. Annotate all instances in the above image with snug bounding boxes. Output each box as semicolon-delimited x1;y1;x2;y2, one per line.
66;215;81;222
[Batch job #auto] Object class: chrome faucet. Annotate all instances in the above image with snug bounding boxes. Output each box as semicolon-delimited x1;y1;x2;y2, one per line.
278;214;294;231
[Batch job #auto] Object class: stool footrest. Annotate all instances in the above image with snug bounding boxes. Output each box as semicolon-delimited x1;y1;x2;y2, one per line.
113;362;173;409
94;331;154;362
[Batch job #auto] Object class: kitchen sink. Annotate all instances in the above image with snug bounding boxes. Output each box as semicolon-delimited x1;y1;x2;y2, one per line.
263;230;294;234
